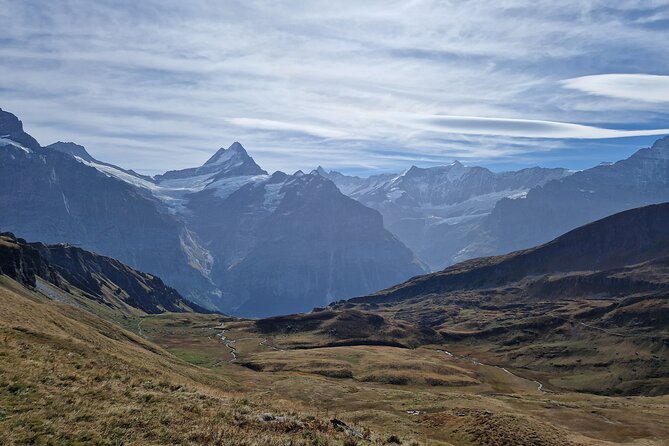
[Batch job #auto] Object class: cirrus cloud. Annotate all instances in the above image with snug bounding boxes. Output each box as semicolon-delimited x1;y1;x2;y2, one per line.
0;0;668;174
562;74;669;103
420;115;669;139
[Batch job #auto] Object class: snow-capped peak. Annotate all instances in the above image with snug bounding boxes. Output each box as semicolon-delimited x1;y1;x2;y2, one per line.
204;141;248;166
399;161;468;182
158;142;267;182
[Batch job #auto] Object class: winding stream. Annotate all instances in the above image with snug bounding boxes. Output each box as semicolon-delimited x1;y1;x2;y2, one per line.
215;323;284;364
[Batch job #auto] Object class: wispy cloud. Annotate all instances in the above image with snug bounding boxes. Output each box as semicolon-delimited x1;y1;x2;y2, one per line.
227;118;351;140
562;74;669;104
420;115;669;139
1;0;668;174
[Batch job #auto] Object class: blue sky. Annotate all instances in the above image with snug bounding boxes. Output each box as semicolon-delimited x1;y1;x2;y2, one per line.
1;0;668;176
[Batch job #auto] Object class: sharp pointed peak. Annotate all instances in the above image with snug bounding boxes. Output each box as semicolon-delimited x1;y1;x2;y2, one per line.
158;142;266;181
228;141;246;152
204;142;249;166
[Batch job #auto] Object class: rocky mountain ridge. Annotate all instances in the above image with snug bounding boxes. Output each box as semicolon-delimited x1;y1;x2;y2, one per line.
319;161;572;269
0;232;204;314
0;108;425;316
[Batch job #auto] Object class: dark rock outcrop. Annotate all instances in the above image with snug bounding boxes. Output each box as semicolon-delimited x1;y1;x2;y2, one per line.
0;232;205;314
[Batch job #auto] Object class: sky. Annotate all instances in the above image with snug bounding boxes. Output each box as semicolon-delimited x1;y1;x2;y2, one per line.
1;0;668;176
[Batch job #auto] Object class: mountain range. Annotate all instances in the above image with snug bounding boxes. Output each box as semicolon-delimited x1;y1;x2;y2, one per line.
2;106;668;317
318;163;571;269
320;136;669;270
2;109;669;444
0;108;424;316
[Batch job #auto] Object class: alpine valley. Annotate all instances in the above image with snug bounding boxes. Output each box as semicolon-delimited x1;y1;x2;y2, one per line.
3;107;669;318
2;106;669;445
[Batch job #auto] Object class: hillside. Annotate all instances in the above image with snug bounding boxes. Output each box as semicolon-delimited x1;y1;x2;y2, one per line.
362;202;669;302
0;232;205;315
0;275;383;446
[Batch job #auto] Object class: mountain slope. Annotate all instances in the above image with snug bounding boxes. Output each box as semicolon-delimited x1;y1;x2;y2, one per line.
313;203;667;395
360;202;669;302
48;141;154;182
0;110;219;309
186;170;427;316
0;273;370;446
0;232;205;314
479;136;669;258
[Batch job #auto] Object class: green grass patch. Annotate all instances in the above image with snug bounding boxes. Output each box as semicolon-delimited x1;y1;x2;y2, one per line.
167;348;217;367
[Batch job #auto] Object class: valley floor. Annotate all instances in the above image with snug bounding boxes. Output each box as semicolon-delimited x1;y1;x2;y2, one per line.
138;313;669;446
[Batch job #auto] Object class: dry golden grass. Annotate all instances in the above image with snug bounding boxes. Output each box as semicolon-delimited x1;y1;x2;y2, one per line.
242;346;479;387
0;277;387;446
3;275;669;445
208;311;669;446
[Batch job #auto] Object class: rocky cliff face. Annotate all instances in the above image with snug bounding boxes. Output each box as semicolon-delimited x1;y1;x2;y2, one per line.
187;171;426;316
0;232;202;314
0;233;59;287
